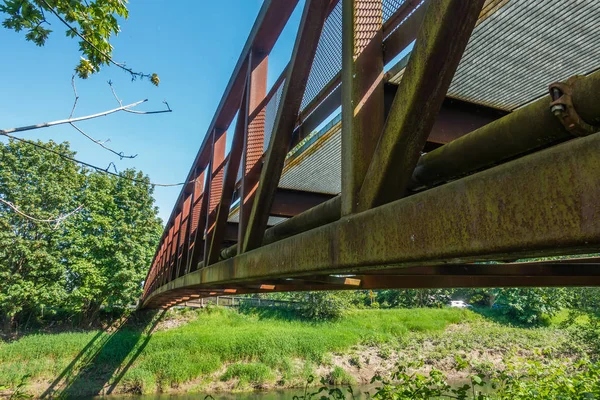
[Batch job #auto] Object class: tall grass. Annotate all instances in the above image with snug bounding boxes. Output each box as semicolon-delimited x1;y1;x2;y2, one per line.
0;307;475;394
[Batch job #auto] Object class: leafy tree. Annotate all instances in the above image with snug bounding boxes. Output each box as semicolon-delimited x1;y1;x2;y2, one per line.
376;289;454;308
0;139;82;332
0;139;162;332
1;0;158;83
493;287;568;325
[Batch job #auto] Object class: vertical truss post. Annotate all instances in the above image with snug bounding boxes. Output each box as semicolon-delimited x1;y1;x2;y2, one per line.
341;0;385;216
170;211;182;281
207;68;251;265
357;0;486;211
163;224;174;284
187;168;208;273
238;51;268;252
203;130;227;266
175;193;192;277
242;0;331;253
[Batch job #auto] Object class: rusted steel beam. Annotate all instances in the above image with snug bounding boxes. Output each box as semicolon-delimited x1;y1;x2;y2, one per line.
411;71;600;188
143;132;600;306
221;195;341;260
169;212;182;282
341;0;386;215
203;131;227;266
242;0;331;252
238;51;268;252
143;260;600;308
382;0;427;64
384;84;507;144
358;0;486;211
175;194;192;278
187;169;209;274
270;189;335;218
207;76;250;266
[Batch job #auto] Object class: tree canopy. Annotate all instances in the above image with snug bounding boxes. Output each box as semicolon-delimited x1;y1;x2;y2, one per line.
0;139;162;331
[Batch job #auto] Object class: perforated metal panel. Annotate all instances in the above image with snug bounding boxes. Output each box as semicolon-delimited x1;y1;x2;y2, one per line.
279;119;342;195
263;79;286;152
300;1;343;111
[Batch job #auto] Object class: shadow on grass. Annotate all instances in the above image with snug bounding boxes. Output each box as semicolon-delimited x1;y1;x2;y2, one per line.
41;309;165;398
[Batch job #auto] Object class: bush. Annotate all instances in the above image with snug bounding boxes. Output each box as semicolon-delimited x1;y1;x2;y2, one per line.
297;292;349;320
220;362;274;387
327;366;355;385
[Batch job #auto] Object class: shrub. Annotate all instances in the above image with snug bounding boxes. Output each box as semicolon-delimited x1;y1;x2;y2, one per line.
327;366;355;386
220;362;274;387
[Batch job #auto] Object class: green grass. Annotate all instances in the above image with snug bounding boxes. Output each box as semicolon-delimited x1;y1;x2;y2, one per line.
0;307;556;396
327;366;355;386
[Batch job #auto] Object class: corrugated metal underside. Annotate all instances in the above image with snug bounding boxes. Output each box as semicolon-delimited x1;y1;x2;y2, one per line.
445;0;599;111
279;121;342;195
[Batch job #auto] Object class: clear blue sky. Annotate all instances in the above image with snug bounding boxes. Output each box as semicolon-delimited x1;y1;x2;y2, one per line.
0;1;305;223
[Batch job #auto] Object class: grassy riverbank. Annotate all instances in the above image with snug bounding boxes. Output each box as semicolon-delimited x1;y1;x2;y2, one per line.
0;307;592;397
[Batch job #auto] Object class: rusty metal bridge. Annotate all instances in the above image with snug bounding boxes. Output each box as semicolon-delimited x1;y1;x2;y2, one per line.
141;0;600;308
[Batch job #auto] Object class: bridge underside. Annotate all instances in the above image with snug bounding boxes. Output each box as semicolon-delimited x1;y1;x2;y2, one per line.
141;0;600;308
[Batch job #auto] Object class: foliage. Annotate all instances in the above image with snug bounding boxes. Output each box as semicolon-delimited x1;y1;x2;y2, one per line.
0;0;157;82
300;359;600;400
376;289;454;309
326;366;355;386
493;287;567;325
0;374;32;399
0;139;162;331
295;291;352;321
220;362;274;387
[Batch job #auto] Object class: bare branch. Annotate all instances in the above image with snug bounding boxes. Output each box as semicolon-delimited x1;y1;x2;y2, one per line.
0;132;192;187
108;80;123;107
0;99;166;135
108;81;171;115
0;198;83;227
69;75;79;119
70;123;137;159
39;0;156;83
105;162;118;173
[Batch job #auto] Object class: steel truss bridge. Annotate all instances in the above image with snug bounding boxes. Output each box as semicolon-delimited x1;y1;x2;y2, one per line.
141;0;600;308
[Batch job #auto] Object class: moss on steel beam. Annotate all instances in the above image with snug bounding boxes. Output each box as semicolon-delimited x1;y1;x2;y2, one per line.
143;132;600;307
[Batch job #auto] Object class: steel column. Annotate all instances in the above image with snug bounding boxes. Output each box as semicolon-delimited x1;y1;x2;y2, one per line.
203;130;227;266
238;51;268;252
207;71;250;265
341;0;385;215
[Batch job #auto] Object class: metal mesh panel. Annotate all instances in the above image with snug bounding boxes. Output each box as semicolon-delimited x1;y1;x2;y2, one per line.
448;0;600;111
300;0;342;111
263;79;286;152
382;0;406;22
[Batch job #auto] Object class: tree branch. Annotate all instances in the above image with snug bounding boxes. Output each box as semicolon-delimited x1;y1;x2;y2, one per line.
0;98;171;135
0;132;191;187
70;123;137;159
0;198;83;227
69;74;79;119
66;77;137;159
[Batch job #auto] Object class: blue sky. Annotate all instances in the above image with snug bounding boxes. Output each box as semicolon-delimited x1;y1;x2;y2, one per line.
0;1;304;222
